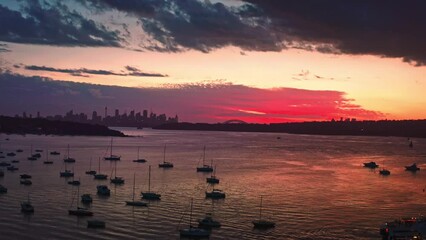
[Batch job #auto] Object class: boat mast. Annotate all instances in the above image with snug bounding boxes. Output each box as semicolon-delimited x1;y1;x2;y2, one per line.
137;147;140;159
89;157;92;171
259;196;263;221
148;165;151;192
114;160;117;178
77;185;80;209
203;146;206;166
132;173;136;201
46;148;48;162
110;138;113;156
98;157;101;173
163;144;166;163
67;144;70;159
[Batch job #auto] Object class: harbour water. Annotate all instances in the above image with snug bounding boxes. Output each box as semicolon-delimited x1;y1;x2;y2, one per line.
0;128;425;239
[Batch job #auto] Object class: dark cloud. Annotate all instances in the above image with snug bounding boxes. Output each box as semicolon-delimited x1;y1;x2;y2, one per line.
23;65;167;77
86;0;281;52
0;73;385;123
83;0;426;65
0;1;120;47
244;0;426;65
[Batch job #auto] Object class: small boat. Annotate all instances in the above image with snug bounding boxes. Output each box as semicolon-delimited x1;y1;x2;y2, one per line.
94;157;107;180
380;216;425;240
81;194;93;204
205;189;225;199
7;152;16;157
197;146;213;172
60;161;74;177
63;144;76;163
60;170;74;178
35;149;43;153
69;185;93;216
20;174;32;179
20;179;32;185
180;198;210;238
198;213;221;228
32;153;41;158
43;149;53;164
87;219;106;228
85;157;96;175
16;149;23;153
97;185;111;196
0;161;11;166
7;165;18;171
68;179;81;186
11;160;19;163
50;151;60;155
405;163;420;172
125;173;148;207
21;194;34;213
110;160;124;184
379;169;391;176
252;196;275;229
0;184;7;193
27;156;37;161
363;162;379;168
0;156;4;159
141;165;161;200
158;144;173;168
133;147;147;163
206;166;219;184
104;138;121;161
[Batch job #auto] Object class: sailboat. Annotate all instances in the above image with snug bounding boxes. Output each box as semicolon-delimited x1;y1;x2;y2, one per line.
69;185;93;216
141;165;161;200
197;146;213;172
68;177;81;186
205;189;225;199
85;157;96;175
0;184;7;193
110;160;124;184
252;196;275;228
81;194;93;204
27;145;37;161
379;160;391;176
63;144;76;163
133;147;147;163
158;144;173;168
94;157;108;180
104;138;121;161
43;148;53;164
126;173;148;207
60;162;74;178
206;165;219;184
179;198;210;238
21;193;34;213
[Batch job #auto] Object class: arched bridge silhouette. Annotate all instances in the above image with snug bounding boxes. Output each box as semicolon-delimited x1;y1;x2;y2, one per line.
222;119;248;124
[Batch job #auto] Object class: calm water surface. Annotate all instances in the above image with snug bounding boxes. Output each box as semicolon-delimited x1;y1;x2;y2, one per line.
0;128;425;239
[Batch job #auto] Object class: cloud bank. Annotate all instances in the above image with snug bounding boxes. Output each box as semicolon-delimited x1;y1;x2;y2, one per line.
0;73;385;123
1;0;425;65
21;65;168;78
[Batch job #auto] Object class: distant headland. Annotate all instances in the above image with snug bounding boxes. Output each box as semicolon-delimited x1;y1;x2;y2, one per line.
0;116;125;137
154;119;426;138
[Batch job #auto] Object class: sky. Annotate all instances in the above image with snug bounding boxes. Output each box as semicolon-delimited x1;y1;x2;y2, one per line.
0;0;426;123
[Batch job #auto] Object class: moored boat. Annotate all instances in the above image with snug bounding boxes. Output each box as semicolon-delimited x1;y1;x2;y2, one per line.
363;161;379;168
405;163;420;172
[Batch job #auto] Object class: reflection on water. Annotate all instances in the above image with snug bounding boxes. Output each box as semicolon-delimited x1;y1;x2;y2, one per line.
0;128;425;239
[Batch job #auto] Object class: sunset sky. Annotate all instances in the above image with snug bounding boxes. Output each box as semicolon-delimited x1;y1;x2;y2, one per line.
1;0;426;123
